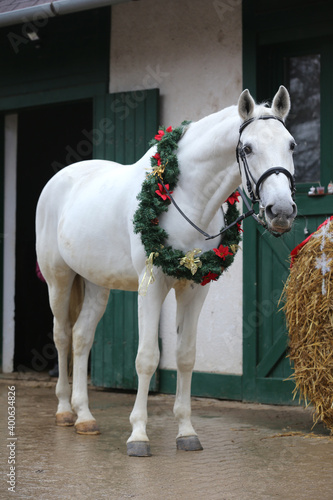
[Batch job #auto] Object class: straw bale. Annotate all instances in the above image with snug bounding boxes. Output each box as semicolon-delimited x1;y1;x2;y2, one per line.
283;219;333;431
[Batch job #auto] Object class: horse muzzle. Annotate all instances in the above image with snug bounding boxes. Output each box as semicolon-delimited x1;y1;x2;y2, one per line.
265;202;297;234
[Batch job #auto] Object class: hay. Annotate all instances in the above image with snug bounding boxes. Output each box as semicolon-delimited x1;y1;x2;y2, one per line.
283;218;333;431
261;432;333;440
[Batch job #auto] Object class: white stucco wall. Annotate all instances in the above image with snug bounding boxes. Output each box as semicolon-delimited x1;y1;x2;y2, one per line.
110;0;243;374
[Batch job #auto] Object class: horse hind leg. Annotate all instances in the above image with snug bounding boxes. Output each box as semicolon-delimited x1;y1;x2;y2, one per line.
48;270;78;427
71;280;110;435
173;283;210;451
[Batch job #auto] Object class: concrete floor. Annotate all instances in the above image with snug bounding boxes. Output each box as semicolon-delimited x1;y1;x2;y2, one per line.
1;373;333;500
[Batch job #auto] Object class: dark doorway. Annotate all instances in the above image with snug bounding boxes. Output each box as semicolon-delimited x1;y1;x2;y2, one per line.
14;99;93;372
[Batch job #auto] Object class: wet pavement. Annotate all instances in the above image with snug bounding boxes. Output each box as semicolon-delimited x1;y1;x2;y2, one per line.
1;373;333;500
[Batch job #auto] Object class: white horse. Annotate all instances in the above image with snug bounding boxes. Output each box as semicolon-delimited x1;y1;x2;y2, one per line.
36;86;297;456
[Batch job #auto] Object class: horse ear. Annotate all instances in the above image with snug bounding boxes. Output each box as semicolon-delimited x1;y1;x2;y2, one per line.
272;85;291;120
238;89;255;121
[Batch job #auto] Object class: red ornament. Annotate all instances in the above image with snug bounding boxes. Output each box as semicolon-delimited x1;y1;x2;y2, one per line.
236;222;244;233
154;126;172;141
153;153;162;165
201;272;219;286
213;244;233;260
226;191;240;205
156;183;173;201
155;130;165;141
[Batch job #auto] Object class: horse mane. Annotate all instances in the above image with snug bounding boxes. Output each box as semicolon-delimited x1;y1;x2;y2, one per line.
252;101;275;118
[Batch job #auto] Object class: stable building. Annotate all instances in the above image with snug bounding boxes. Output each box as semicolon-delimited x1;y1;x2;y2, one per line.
0;0;332;405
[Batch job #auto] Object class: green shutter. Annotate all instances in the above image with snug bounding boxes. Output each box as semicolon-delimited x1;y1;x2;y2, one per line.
91;89;159;390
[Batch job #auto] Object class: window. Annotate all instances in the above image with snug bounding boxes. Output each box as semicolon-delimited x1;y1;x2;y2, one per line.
285;54;321;183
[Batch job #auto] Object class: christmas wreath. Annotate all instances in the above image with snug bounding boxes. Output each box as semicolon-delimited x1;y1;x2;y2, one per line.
133;122;242;289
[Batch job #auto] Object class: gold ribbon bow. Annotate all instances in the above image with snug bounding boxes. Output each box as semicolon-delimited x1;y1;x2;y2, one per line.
179;248;202;275
138;252;159;296
147;160;168;180
230;244;240;255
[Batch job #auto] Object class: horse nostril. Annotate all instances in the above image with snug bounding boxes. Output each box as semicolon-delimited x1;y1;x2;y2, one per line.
265;205;275;220
290;203;297;219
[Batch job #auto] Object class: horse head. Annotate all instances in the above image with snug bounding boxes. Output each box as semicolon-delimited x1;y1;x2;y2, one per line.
237;86;297;235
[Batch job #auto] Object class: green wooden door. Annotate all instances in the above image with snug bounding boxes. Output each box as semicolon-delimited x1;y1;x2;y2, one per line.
243;35;333;404
243;205;332;404
91;89;159;389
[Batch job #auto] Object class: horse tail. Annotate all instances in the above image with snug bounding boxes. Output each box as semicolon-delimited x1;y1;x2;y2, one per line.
69;274;85;327
35;261;46;283
68;274;85;375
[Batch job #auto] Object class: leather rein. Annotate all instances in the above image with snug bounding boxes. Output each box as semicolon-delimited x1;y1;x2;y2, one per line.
159;115;296;241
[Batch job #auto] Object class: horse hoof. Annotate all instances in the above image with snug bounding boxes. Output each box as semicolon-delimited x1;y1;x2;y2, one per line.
56;412;75;427
75;420;100;435
127;441;152;457
176;435;203;451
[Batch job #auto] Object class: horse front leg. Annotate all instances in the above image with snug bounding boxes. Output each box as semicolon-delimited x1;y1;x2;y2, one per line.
71;281;110;435
127;275;169;457
174;283;210;451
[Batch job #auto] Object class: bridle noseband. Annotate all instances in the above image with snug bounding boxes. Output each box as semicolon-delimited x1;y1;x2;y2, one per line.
236;115;296;204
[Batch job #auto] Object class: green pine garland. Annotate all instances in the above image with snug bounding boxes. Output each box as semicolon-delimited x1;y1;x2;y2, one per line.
133;122;242;286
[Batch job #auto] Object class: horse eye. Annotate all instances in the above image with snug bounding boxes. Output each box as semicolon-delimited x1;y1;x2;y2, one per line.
243;145;252;155
290;141;297;152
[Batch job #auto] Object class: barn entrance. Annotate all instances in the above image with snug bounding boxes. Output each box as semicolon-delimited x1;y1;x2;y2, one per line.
14;100;93;372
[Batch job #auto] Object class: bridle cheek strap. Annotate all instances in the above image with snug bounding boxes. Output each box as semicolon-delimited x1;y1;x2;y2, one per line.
236;116;296;204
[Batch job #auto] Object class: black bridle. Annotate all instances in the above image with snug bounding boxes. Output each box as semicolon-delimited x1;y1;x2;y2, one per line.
236;115;296;204
159;115;296;241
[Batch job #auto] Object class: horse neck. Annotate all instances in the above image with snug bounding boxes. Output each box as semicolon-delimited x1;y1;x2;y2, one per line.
176;106;242;229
